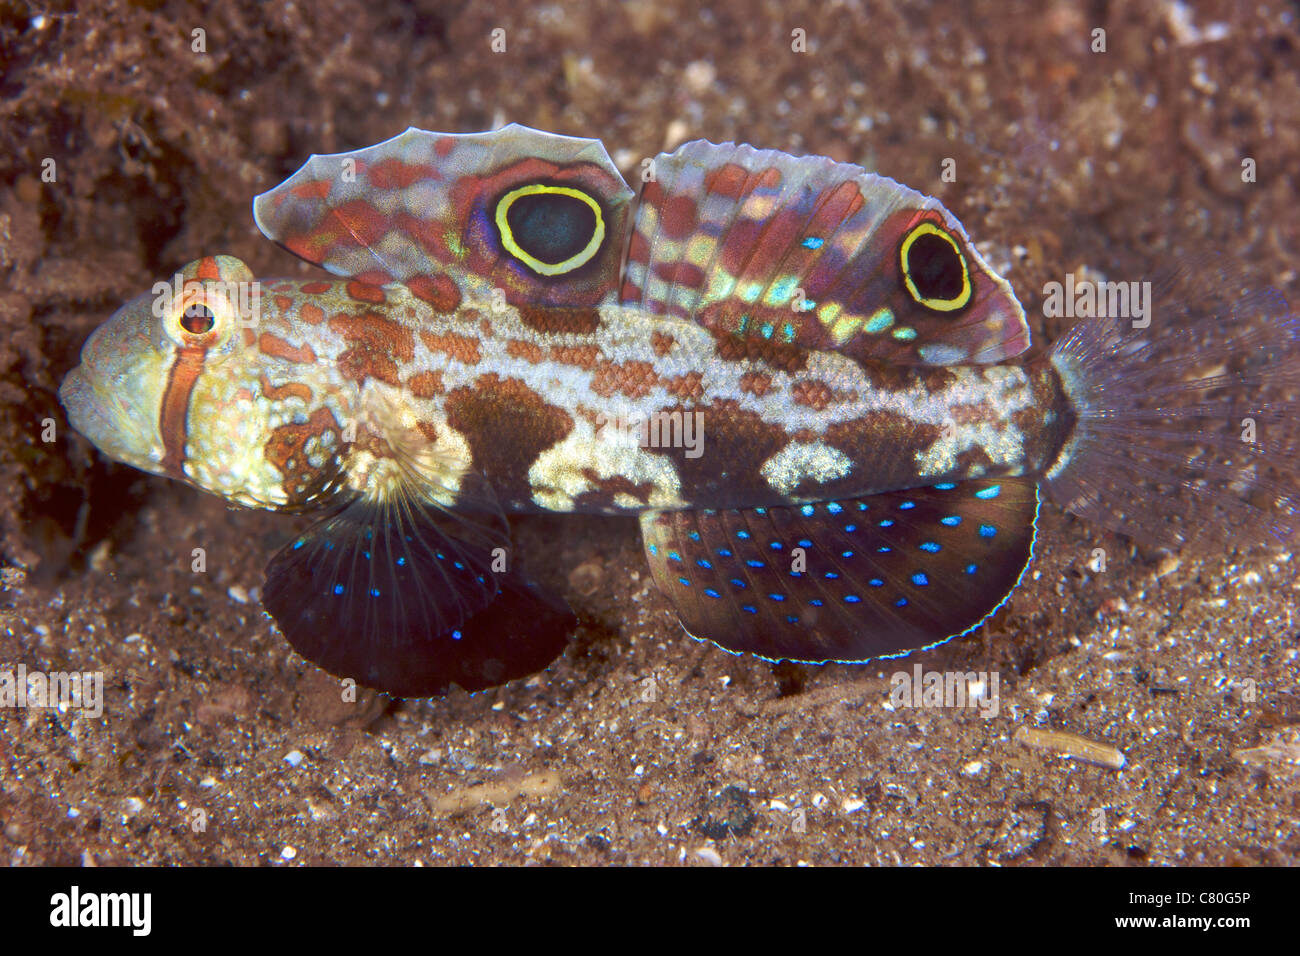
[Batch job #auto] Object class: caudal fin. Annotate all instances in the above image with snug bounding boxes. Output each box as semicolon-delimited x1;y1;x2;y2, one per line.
1045;260;1300;550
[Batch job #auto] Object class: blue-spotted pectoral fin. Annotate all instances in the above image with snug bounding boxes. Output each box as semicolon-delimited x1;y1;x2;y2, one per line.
621;140;1028;365
638;478;1039;663
262;483;573;697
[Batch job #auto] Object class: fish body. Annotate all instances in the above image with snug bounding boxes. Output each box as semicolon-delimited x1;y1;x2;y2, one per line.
60;125;1300;696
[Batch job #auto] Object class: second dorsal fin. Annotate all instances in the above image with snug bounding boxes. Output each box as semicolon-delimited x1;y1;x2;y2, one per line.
621;140;1029;366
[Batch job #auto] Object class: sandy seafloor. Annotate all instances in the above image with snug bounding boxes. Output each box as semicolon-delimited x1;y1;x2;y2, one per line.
1;0;1299;865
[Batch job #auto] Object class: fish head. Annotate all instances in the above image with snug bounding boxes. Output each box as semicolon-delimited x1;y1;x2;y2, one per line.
60;255;349;510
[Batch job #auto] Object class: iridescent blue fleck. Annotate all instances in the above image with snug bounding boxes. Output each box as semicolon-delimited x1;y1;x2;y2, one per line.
941;515;961;526
975;484;1002;500
920;541;941;553
979;524;997;538
912;572;929;586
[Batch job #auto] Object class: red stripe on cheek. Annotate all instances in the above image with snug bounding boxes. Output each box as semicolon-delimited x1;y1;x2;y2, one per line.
159;347;208;478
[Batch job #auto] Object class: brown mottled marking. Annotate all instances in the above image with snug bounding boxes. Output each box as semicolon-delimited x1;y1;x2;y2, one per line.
416;420;440;444
550;344;603;370
275;294;293;314
420;330;482;365
259;333;317;365
445;374;574;496
810;413;946;497
591;360;658;399
790;428;819;443
300;303;325;325
259;374;313;403
300;280;332;295
664;371;705;401
406;370;446;398
573;471;657;509
650;330;676;357
713;331;808;374
346;280;386;304
405;273;462;313
329;312;415;386
264;406;340;503
328;313;415;362
948;403;997;426
517;305;602;336
791;379;835;411
506;339;545;364
739;371;773;396
664;399;792;504
339;351;401;386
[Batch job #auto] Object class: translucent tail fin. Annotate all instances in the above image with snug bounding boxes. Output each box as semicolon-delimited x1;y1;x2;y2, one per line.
1045;259;1300;550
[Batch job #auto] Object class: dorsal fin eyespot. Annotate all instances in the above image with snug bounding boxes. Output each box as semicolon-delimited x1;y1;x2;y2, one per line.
494;183;607;276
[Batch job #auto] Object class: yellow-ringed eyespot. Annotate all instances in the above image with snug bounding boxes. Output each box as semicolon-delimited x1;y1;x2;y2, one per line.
899;221;973;312
495;184;605;276
164;282;238;349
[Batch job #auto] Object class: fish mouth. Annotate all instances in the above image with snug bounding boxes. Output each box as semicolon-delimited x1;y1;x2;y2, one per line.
59;360;168;476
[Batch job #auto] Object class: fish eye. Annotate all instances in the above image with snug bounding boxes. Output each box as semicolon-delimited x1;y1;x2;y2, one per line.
165;284;237;348
495;184;605;276
899;221;972;312
181;301;216;335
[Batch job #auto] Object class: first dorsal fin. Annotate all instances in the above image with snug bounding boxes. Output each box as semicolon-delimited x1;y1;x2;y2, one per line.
621;140;1029;365
639;477;1038;663
254;124;634;309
